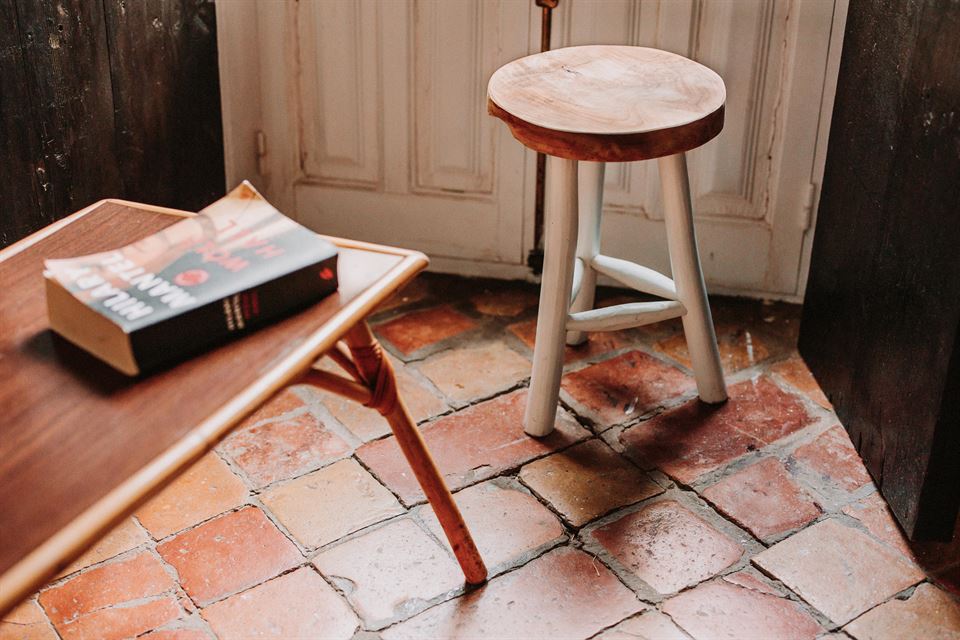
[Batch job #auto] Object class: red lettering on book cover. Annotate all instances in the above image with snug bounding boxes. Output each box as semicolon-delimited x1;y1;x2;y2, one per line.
174;269;210;286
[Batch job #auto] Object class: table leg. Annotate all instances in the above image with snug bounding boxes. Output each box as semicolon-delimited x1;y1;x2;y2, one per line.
342;322;487;585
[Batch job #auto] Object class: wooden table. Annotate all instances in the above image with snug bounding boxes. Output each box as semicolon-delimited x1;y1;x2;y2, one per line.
0;198;486;616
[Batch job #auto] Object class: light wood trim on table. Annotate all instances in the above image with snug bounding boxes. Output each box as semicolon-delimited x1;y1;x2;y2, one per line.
0;208;432;614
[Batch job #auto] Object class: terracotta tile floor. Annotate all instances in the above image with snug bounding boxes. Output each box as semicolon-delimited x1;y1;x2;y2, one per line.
4;274;960;640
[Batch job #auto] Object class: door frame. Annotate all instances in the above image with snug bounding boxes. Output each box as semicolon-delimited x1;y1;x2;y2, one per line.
216;0;848;301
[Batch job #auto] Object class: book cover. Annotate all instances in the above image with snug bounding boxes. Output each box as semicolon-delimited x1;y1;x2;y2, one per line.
44;181;339;375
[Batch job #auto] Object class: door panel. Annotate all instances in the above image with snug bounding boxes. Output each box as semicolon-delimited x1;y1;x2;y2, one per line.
291;0;531;265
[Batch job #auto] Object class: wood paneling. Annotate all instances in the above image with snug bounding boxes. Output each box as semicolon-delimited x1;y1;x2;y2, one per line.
0;0;224;248
8;0;122;228
799;0;960;540
103;0;225;211
0;0;43;246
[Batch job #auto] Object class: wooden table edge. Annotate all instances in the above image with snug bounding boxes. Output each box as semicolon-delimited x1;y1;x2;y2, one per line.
0;202;429;615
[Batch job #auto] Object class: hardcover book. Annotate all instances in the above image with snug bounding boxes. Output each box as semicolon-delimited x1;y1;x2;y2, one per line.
44;182;339;375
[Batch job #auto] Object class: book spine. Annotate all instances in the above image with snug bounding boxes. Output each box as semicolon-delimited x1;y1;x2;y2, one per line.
128;253;338;373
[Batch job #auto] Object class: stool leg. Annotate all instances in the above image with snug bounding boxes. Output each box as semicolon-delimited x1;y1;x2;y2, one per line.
525;156;579;437
566;161;605;346
658;152;727;403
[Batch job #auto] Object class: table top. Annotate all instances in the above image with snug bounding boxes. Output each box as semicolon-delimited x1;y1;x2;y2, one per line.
0;198;427;612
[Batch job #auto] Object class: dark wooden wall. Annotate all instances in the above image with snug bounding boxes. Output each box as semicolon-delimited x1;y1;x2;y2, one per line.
799;0;960;540
0;0;224;248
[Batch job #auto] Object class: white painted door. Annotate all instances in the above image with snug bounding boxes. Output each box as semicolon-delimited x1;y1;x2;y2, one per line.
217;0;845;298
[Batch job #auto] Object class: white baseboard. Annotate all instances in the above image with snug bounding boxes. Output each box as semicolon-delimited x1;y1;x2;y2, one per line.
425;256;803;303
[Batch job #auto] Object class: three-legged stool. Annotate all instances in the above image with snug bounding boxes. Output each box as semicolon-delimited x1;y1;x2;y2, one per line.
488;45;728;437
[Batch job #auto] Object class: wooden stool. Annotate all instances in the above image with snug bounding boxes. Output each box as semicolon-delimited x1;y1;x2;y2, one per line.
488;45;728;437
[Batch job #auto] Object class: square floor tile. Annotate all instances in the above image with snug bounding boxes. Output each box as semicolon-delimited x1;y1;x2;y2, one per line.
57;518;148;578
844;582;960;640
507;317;634;364
375;306;477;355
260;458;403;549
771;356;832;408
220;412;351;488
201;567;357;640
655;323;777;374
0;600;58;640
156;506;301;605
519;439;663;526
136;453;247;538
702;457;820;540
416;341;530;404
663;580;822;640
313;518;462;628
40;552;175;626
48;598;181;640
792;425;873;492
588;500;743;594
752;518;924;624
470;287;537;317
561;350;694;427
594;611;689;640
841;492;912;555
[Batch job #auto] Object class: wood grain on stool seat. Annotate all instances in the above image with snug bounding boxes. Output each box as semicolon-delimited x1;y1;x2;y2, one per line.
487;45;725;162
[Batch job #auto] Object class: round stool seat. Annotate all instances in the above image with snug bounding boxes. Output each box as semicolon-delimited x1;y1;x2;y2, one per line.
488;45;725;162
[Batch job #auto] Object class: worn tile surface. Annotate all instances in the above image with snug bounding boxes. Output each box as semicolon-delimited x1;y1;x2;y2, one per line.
136;453;248;538
590;500;743;594
663;580;822;640
519;439;662;526
793;425;873;492
220;412;351;487
753;518;924;624
561;350;694;426
201;568;358;640
702;457;821;540
156;507;301;605
655;323;776;373
594;611;690;640
621;377;813;484
771;356;832;408
39;552;176;626
260;458;403;549
382;547;642;640
375;305;477;355
17;275;959;639
507;317;634;364
57;517;148;577
416;341;530;403
312;519;462;628
844;582;960;640
418;479;565;571
357;389;588;504
0;600;58;640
